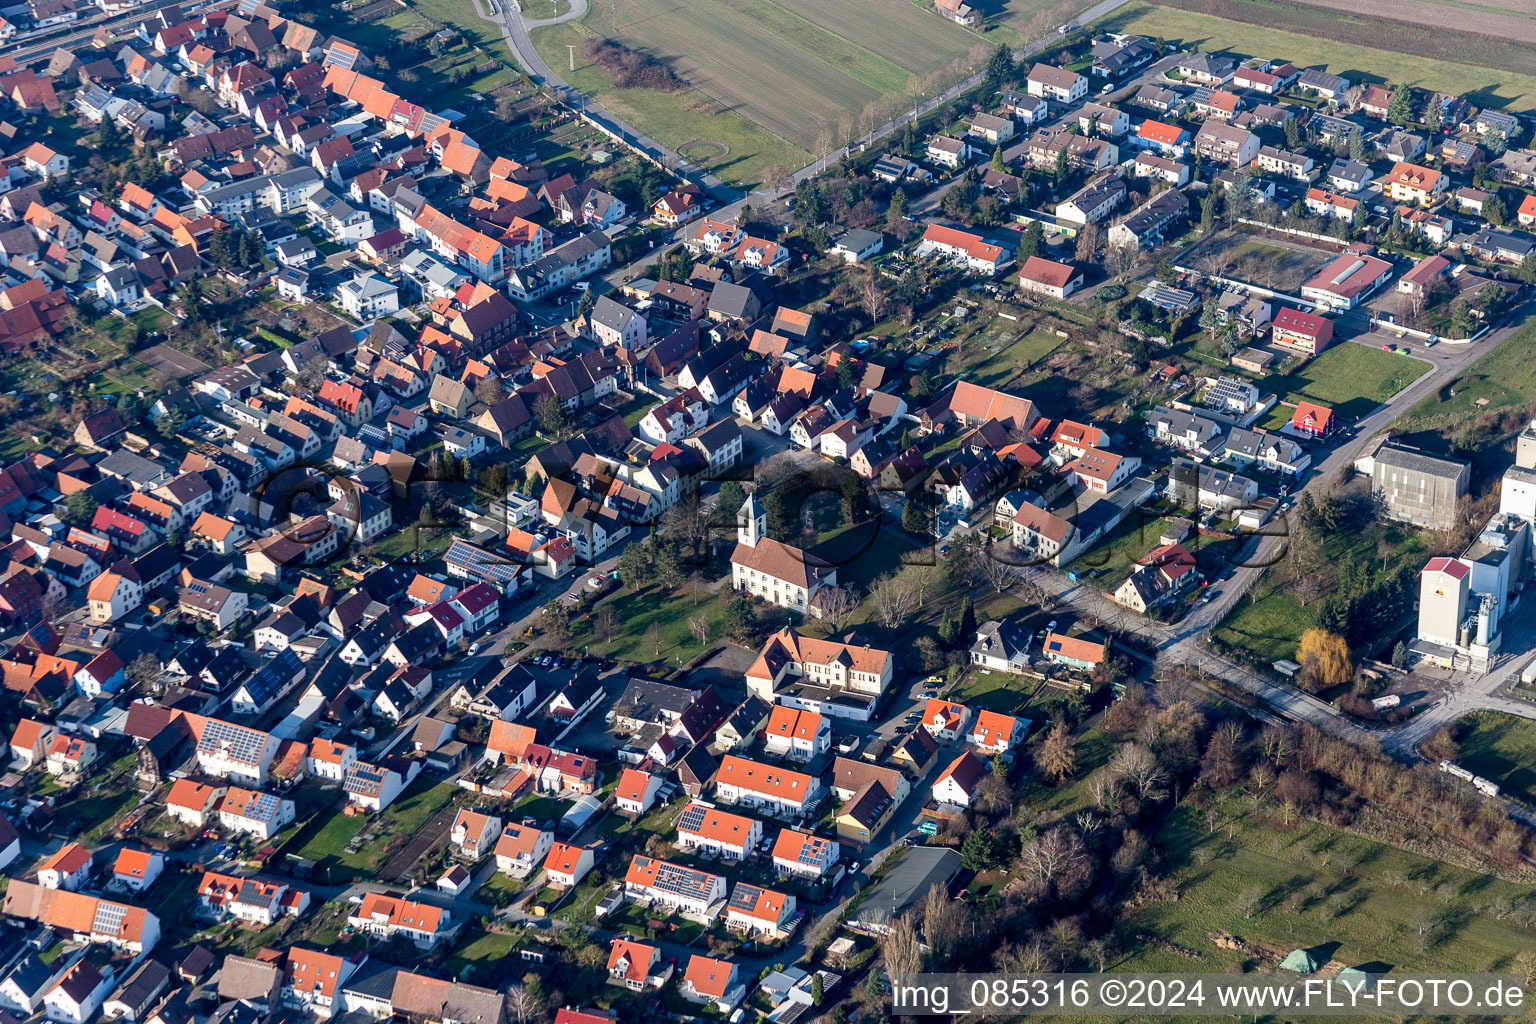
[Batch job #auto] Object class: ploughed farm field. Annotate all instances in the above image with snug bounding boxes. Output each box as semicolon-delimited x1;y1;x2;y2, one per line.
1101;1;1536;112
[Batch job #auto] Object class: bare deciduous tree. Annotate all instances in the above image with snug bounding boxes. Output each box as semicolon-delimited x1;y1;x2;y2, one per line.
859;271;891;323
811;584;857;632
688;616;710;644
594;604;618;642
1019;825;1083;886
1035;723;1077;782
1087;768;1118;809
881;913;924;990
868;571;918;630
1075;222;1103;262
979;547;1025;594
1105;241;1140;282
1237;885;1264;920
922;883;967;967
1109;743;1167;799
504;984;540;1024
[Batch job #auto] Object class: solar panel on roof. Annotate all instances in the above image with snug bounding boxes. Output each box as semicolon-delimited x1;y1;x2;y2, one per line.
197;719;268;763
92;901;127;935
727;883;762;912
797;837;826;865
677;804;707;834
651;860;718;900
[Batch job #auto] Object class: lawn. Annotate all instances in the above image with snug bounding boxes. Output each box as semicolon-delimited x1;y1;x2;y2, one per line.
530;21;811;188
1120;797;1536;973
53;770;141;844
572;584;731;664
948;325;1066;392
1264;344;1430;421
511;792;571;824
952;668;1033;713
1099;3;1536;112
1213;514;1428;664
290;779;459;880
808;519;925;591
404;0;508;55
1448;712;1536;805
1396;319;1536;436
447;925;522;982
1065;511;1184;585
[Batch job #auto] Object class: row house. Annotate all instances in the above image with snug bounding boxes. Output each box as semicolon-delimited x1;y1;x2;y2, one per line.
676;802;762;861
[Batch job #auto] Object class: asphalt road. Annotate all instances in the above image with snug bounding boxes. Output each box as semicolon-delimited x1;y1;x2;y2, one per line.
1168;301;1536;649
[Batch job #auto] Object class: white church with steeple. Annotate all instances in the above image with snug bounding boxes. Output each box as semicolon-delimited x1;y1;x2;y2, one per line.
729;493;836;614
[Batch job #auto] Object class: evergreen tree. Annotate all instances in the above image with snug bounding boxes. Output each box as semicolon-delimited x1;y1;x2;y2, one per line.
207;228;232;268
237;231;260;268
715;480;746;519
1386;85;1413;126
840;474;866;523
958;596;975;639
886;187;908;232
1424;98;1442;131
96;115;122;150
1052;147;1069;186
991;145;1005;173
1015;219;1044;263
723;597;759;646
938;610;958;647
1199;300;1223;339
901;494;928;534
1484;195;1507;226
1283;115;1302;151
986;43;1014;84
1520;250;1536;285
1348;128;1364;162
1200;190;1218;233
762;488;790;537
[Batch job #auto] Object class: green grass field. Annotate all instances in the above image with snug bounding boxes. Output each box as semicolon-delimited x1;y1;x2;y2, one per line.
572;584;731;664
1449;712;1536;805
561;0;982;151
1264;344;1430;421
447;926;522;982
405;0;510;55
291;779;458;879
950;326;1066;391
952;668;1033;713
1122;798;1536;974
531;0;1010;185
531;20;810;187
1100;3;1536;112
1214;517;1428;664
1397;319;1536;434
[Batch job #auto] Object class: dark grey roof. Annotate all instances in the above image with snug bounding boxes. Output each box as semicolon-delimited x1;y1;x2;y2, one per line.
707;281;756;318
1327;158;1372;185
849;847;962;930
4;953;54;998
1375;440;1469;478
589;294;639;332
